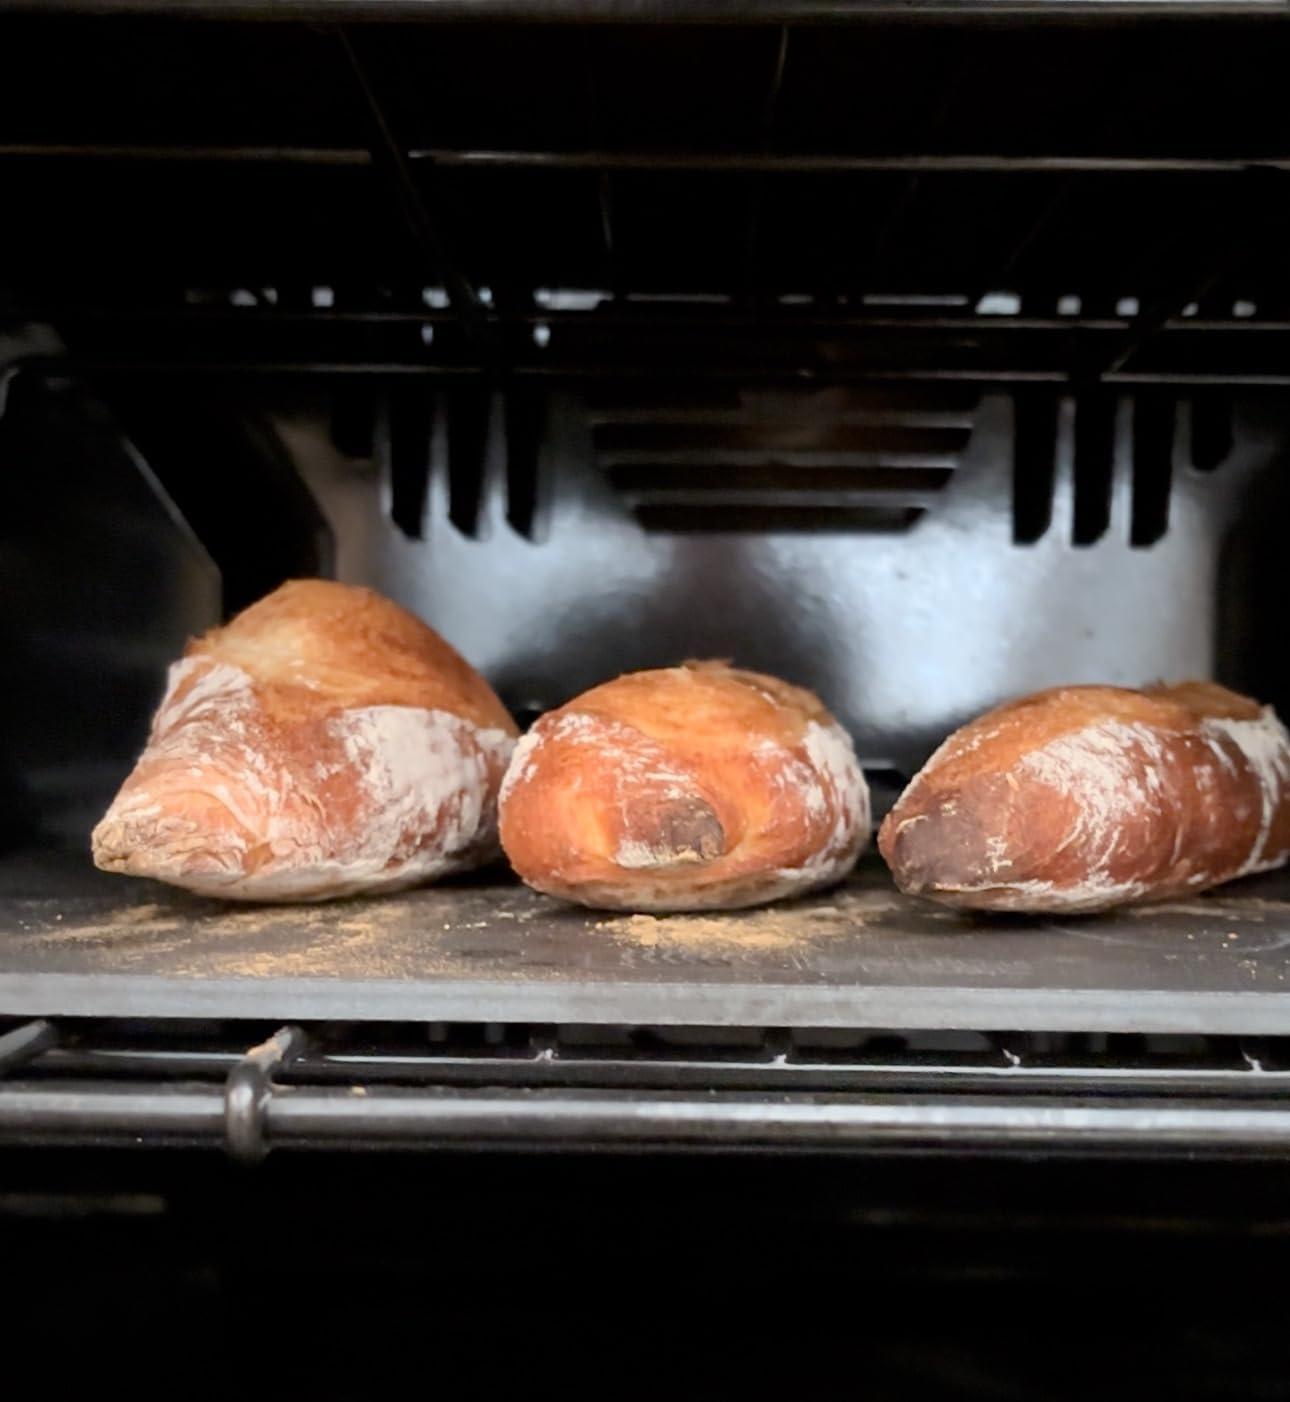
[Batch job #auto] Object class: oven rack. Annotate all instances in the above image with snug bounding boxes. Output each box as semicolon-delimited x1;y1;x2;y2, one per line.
6;851;1290;1157
7;8;1290;393
8;1016;1290;1159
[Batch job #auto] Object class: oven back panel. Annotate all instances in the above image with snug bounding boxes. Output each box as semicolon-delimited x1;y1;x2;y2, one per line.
277;383;1285;777
4;369;1288;839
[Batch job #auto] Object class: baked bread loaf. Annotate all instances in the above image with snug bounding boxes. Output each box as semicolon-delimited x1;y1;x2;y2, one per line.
498;661;869;912
879;681;1290;913
92;580;517;900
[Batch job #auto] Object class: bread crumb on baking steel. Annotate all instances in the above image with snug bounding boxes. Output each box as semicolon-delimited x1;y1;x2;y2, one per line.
595;890;904;952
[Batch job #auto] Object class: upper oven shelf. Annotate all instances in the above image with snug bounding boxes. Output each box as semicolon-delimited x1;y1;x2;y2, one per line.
8;9;1290;380
3;849;1290;1034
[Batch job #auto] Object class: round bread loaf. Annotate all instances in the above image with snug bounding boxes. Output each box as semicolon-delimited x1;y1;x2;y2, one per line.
498;661;869;912
92;579;517;900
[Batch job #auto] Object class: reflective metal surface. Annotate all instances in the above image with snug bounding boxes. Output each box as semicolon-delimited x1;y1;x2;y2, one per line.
6;851;1290;1033
283;388;1279;774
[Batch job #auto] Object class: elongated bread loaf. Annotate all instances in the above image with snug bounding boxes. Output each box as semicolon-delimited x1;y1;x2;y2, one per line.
498;661;869;912
92;580;517;900
879;681;1290;913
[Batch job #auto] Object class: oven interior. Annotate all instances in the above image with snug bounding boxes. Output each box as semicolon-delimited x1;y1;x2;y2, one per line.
4;8;1290;1389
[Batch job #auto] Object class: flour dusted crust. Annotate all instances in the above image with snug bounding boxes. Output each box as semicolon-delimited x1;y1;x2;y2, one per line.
878;681;1290;914
498;661;870;912
92;580;517;901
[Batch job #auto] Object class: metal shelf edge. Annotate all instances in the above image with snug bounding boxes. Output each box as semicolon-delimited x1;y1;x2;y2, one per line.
6;971;1290;1034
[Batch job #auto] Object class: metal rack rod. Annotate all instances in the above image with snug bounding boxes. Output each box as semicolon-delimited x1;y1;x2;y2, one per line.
0;1020;56;1075
15;357;1290;388
335;29;493;355
13;307;1290;337
223;1025;307;1162
33;1042;1290;1096
8;1080;1290;1155
7;145;1290;175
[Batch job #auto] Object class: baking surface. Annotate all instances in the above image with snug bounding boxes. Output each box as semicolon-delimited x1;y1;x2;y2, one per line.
2;850;1290;1031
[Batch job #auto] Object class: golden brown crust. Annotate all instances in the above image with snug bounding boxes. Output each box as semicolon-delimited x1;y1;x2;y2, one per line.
878;681;1290;914
189;578;516;734
1144;679;1263;722
92;580;516;901
499;662;869;912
